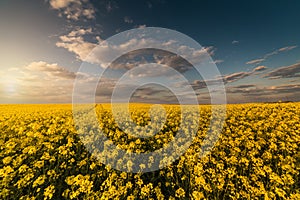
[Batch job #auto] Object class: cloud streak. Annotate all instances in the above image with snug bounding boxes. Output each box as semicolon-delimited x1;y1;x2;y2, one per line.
226;83;300;103
246;59;265;65
263;62;300;79
246;45;297;65
227;83;300;96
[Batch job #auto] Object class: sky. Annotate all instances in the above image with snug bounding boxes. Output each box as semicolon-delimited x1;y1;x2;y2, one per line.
0;0;300;104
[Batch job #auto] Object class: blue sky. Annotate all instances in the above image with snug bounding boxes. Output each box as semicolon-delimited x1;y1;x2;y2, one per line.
0;0;299;103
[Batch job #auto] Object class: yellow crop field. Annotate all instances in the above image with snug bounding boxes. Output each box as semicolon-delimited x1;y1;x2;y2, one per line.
0;103;299;199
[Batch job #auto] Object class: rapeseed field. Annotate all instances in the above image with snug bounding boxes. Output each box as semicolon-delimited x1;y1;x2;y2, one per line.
0;103;299;199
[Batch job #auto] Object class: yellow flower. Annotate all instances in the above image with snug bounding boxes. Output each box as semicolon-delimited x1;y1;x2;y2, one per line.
127;195;135;200
3;156;13;165
120;172;127;179
141;183;153;197
44;185;55;199
0;166;14;177
33;175;46;188
175;188;185;198
19;164;30;173
34;161;44;169
90;162;96;170
192;191;204;199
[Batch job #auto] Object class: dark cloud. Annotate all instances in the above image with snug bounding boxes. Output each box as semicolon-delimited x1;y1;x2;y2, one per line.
263;62;300;79
190;73;248;91
231;84;256;89
191;66;267;91
223;72;250;83
131;85;178;104
222;66;266;84
95;82;180;104
109;48;193;73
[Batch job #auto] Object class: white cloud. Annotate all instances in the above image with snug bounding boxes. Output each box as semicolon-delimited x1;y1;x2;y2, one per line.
24;61;77;79
56;28;98;61
210;59;224;64
105;1;118;12
124;16;133;24
246;58;265;65
49;0;74;9
49;0;95;21
278;45;297;52
136;24;147;29
253;65;267;72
